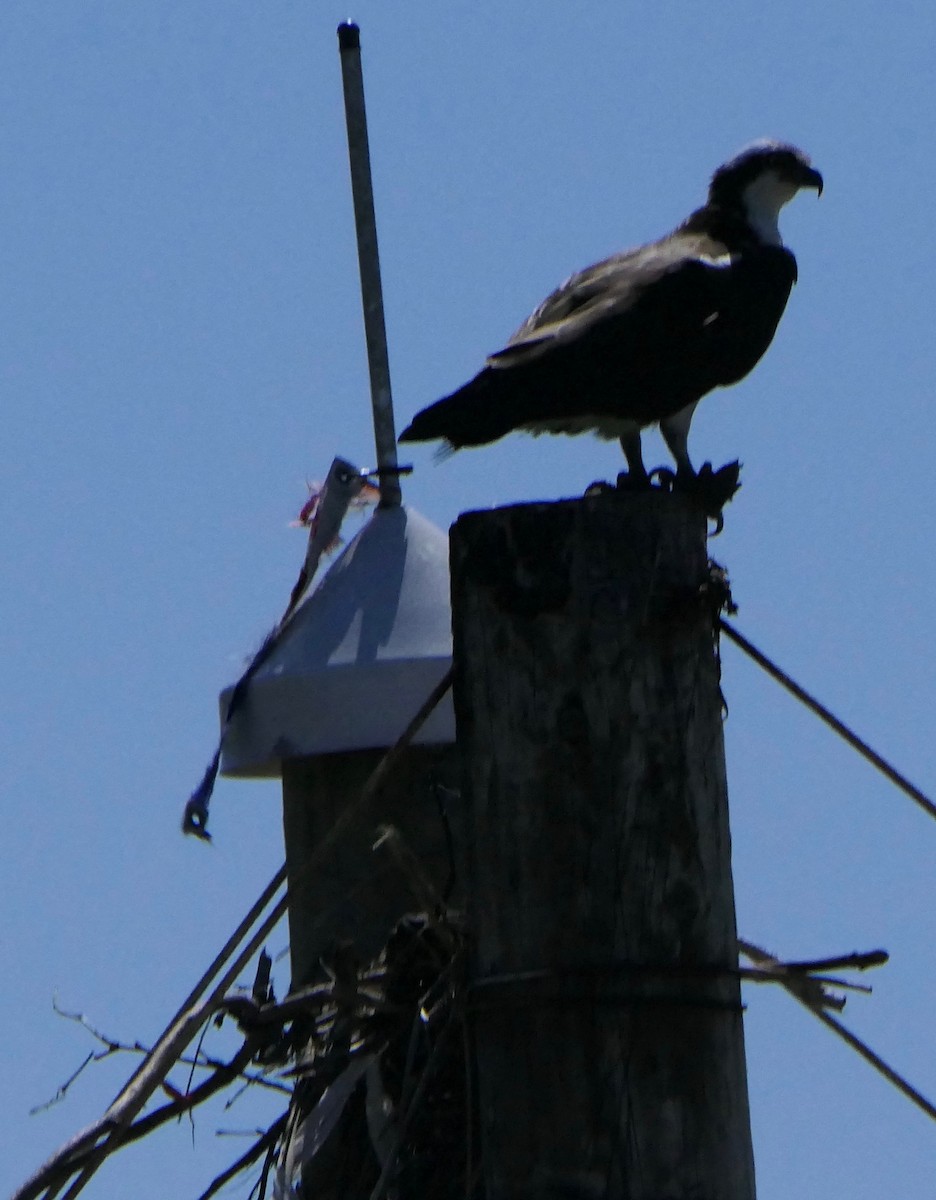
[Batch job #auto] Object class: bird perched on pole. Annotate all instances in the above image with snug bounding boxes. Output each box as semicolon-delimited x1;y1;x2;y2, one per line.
400;140;822;499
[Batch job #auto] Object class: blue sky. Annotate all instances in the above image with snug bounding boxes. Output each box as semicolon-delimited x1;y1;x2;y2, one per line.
3;2;936;1196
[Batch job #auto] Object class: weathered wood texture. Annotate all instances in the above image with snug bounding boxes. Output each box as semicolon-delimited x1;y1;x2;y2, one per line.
450;490;755;1200
282;745;460;989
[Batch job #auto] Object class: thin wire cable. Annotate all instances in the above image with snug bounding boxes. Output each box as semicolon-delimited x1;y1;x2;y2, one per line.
812;1007;936;1123
720;618;936;824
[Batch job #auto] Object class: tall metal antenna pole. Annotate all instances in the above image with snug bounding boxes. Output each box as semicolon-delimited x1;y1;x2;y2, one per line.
337;21;402;508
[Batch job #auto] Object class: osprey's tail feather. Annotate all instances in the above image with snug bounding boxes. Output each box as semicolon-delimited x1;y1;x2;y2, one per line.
399;368;530;450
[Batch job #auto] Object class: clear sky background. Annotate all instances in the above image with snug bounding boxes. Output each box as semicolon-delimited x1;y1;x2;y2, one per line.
3;2;936;1196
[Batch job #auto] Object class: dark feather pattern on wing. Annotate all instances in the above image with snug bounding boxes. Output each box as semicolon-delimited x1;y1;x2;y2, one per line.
399;195;799;450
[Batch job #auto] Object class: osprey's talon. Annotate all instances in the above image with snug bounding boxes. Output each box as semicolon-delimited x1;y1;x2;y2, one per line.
671;460;741;518
649;467;677;491
615;468;653;492
585;479;615;496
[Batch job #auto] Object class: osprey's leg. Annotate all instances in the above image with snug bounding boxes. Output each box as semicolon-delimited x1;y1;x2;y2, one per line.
616;423;651;490
661;401;740;517
660;402;698;478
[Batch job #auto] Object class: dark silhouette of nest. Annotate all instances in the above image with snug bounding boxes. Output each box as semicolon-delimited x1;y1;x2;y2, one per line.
269;909;480;1200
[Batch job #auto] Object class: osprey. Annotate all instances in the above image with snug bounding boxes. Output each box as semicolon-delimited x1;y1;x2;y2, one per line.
399;140;822;487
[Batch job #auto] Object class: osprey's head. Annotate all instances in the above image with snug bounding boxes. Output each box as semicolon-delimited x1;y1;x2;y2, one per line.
709;140;823;245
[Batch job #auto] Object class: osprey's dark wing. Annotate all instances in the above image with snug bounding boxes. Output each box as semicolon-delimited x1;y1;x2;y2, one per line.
399;232;796;449
503;235;714;351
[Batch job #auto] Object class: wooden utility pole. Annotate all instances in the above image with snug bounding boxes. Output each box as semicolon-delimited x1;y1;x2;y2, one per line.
281;741;459;987
450;488;755;1200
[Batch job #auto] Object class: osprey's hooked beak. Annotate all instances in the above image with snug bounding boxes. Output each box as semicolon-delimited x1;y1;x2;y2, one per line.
799;164;824;197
